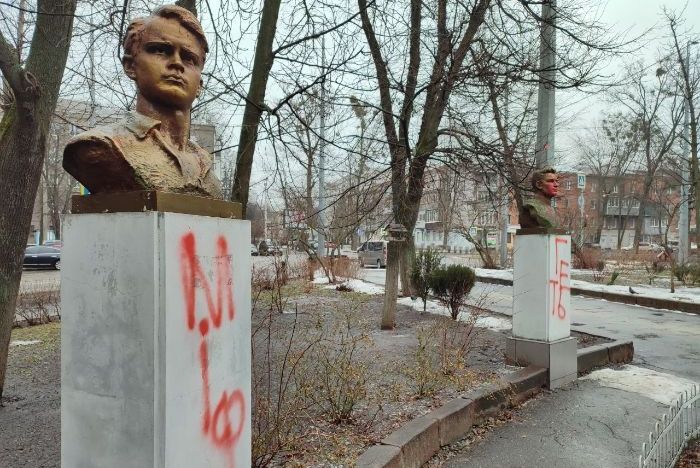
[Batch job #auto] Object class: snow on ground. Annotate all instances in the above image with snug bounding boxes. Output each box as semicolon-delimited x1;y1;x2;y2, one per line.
324;278;385;295
475;268;700;304
10;340;41;347
397;297;512;331
581;365;698;405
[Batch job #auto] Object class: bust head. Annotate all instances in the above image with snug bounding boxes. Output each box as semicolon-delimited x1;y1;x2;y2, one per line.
122;5;208;111
531;167;559;199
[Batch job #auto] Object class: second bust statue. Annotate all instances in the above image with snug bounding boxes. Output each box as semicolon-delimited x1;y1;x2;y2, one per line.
63;5;222;198
518;167;559;229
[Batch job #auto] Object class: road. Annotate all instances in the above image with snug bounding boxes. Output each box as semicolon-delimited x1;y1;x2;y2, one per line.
359;267;700;381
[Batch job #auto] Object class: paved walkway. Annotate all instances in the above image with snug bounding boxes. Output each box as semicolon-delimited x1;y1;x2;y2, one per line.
443;379;665;468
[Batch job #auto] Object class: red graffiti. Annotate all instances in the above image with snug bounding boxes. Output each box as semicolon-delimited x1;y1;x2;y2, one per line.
180;232;245;467
548;237;570;319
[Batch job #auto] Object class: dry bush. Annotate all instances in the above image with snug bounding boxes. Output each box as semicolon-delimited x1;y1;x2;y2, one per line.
327;256;360;280
251;306;319;467
14;281;60;327
403;316;480;397
573;247;605;271
296;311;370;423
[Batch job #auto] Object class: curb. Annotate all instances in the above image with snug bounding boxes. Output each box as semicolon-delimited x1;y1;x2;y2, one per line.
476;275;699;315
357;340;635;468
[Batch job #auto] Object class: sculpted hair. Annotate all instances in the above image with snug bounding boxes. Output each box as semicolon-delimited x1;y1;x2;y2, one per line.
122;5;209;64
531;166;557;191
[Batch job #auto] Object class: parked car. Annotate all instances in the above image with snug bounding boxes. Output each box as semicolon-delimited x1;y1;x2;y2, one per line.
258;239;282;256
23;245;61;270
251;243;259;256
357;240;387;268
43;239;63;248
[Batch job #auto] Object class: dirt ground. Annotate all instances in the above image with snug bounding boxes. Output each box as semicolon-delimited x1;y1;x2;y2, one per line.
677;437;700;468
0;279;605;467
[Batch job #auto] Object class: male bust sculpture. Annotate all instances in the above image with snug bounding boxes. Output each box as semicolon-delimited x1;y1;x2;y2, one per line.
519;167;559;229
63;5;222;198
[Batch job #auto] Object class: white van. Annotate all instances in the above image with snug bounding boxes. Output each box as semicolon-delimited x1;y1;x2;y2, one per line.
357;240;387;268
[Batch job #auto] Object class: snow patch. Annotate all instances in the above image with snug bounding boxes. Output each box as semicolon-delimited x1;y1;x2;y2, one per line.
10;340;41;347
580;365;698;405
475;268;700;304
397;297;511;331
324;278;384;295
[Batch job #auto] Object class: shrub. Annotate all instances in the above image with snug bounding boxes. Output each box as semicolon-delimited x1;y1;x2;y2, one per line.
410;248;443;312
675;263;700;285
607;271;620;286
428;265;476;320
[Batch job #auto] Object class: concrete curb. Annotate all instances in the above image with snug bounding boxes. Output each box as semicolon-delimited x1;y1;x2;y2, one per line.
576;340;634;374
356;366;547;468
476;275;699;315
357;339;636;468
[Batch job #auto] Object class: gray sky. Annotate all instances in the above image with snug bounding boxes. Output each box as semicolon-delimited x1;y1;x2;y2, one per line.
557;0;699;162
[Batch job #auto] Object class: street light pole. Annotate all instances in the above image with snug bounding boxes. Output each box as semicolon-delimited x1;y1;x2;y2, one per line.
316;35;327;259
679;41;696;265
535;0;556;169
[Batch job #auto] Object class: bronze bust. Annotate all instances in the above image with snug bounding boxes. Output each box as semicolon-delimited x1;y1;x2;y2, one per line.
519;167;559;229
63;5;222;198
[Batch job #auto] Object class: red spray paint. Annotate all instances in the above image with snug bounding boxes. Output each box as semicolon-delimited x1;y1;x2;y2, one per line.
548;237;570;320
180;232;245;467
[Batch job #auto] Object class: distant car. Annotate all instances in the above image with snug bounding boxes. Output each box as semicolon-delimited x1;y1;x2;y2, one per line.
251;243;259;256
357;240;388;268
23;245;61;270
258;240;282;256
43;240;63;248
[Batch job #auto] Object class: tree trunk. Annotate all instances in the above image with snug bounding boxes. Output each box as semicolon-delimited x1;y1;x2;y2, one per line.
230;0;282;217
380;241;400;329
399;237;415;297
0;0;77;399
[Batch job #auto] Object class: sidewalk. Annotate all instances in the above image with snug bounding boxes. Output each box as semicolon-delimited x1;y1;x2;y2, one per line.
442;378;666;468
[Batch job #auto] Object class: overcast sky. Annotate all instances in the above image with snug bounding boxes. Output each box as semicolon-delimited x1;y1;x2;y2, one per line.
557;0;699;163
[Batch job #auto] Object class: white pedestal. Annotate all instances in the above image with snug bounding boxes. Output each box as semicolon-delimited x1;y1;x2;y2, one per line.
508;232;576;389
61;211;251;468
512;233;571;340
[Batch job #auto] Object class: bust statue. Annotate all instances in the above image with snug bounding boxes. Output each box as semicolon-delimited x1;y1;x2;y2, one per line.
519;167;559;229
63;5;222;198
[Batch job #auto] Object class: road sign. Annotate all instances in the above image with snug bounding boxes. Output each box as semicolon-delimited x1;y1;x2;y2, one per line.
577;174;586;189
578;194;585;207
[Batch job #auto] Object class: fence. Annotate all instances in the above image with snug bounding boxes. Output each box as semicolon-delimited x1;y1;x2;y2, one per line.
639;384;700;468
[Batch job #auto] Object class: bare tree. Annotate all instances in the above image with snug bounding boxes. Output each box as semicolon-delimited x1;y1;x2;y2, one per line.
615;62;683;252
0;0;77;399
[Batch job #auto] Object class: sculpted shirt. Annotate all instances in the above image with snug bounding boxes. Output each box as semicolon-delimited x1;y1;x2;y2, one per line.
63;111;223;198
519;197;557;229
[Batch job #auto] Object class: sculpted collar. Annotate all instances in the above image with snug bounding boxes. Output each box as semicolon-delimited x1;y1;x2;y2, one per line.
122;111;212;176
124;111;161;139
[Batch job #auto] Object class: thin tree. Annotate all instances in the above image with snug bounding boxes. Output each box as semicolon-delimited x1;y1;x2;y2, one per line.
0;0;78;399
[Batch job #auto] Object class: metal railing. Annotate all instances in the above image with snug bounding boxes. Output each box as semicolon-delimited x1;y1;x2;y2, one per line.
639;384;700;468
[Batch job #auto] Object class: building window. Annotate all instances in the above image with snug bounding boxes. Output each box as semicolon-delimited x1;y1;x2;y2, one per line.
631;199;640;207
590;199;597;210
650;218;659;227
629;218;635;228
612;184;619;194
591;181;598;192
608;197;619;207
565;180;572;190
606;217;618;229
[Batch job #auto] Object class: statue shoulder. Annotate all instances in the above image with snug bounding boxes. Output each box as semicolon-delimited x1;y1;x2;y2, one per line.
62;123;141;193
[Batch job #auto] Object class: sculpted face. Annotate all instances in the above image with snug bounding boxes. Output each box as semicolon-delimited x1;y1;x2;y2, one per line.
537;173;559;198
123;16;204;111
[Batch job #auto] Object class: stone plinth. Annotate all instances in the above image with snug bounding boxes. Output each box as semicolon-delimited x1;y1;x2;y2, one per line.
508;230;575;389
61;207;251;467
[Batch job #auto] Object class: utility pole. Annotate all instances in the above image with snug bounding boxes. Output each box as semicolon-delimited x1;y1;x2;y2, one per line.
535;0;556;169
316;36;327;258
499;89;509;267
679;42;693;265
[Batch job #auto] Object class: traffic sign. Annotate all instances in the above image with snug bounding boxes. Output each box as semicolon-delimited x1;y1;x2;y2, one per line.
577;174;586;189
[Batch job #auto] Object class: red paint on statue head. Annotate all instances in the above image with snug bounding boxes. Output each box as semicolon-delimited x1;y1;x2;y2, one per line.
537;172;559;198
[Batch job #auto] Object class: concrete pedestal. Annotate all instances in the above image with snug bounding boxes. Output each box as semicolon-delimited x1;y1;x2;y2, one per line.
61;210;251;468
507;231;576;389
